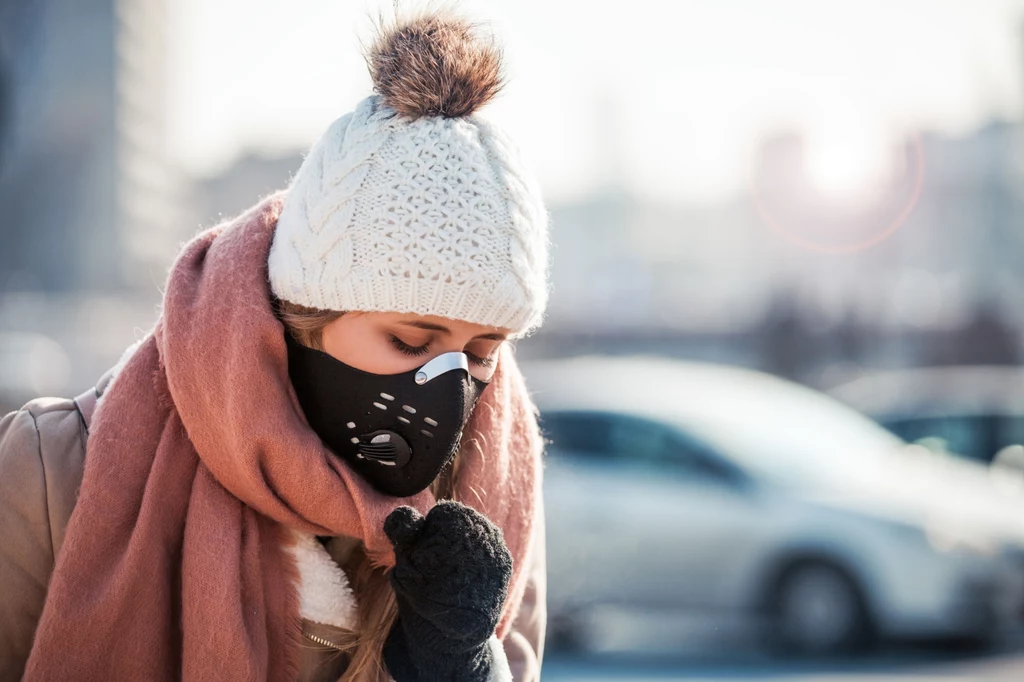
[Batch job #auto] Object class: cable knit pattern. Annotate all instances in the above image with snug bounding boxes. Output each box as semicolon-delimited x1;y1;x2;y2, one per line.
268;95;549;335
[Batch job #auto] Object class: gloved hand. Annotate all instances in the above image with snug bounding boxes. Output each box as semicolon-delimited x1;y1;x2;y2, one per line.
382;501;513;682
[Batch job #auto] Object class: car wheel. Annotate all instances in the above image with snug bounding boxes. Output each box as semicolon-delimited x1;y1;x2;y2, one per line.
769;561;872;655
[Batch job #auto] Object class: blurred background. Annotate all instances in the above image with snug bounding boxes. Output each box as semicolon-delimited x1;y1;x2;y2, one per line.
4;0;1024;679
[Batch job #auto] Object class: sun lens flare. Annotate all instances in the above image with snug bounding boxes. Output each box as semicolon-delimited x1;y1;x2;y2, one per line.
750;131;925;254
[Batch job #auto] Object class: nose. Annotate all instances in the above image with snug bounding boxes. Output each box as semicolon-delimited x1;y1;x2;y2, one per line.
414;351;471;385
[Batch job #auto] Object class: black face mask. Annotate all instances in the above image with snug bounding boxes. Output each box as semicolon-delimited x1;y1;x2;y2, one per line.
285;333;489;498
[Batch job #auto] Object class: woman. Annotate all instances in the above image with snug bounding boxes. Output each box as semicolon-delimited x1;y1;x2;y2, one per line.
0;12;548;682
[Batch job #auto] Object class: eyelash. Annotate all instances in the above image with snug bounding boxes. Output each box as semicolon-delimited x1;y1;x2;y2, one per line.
388;335;495;367
389;335;429;357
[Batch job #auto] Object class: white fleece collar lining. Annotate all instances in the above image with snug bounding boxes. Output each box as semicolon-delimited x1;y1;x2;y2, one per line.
286;530;360;630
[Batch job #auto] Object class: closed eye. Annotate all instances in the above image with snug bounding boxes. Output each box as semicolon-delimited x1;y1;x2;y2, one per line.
465;352;495;368
389;335;430;357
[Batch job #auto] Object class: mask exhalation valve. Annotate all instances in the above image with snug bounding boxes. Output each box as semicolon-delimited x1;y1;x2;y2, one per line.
356;430;412;467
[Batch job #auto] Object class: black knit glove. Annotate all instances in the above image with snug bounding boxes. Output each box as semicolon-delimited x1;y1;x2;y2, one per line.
382;501;513;682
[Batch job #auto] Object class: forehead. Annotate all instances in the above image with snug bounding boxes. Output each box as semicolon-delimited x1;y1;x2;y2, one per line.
366;311;510;338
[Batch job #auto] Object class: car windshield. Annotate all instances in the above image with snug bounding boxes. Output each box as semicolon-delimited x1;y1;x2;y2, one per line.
659;371;907;486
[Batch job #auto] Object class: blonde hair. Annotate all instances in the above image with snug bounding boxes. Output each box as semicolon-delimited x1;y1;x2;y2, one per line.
276;299;464;681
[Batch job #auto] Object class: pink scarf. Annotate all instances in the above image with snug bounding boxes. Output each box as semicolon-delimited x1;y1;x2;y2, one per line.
23;193;543;681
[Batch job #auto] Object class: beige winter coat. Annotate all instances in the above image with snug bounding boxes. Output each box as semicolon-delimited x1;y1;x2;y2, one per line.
0;372;546;681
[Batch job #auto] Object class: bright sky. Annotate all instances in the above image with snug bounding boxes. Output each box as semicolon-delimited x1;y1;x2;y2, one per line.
167;0;1024;205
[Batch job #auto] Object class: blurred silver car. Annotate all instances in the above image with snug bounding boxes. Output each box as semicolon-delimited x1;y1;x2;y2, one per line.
525;357;1024;654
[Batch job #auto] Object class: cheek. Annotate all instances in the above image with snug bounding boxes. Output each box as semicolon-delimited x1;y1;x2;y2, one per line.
466;343;503;382
468;363;497;383
321;318;418;375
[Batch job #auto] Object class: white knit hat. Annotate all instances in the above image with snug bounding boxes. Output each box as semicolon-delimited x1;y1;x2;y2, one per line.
269;15;549;335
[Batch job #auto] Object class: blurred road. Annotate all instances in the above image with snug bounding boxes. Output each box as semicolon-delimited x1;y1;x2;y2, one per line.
541;611;1024;680
543;650;1024;681
543;625;1024;681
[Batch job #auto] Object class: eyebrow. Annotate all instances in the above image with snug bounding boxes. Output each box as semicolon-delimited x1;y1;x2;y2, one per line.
397;320;507;341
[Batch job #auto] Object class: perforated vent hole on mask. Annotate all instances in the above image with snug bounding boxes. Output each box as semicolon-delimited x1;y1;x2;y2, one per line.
402;405;417;414
421;430;434;438
373;402;387;410
398;416;411;424
380;393;395;401
424;417;438;427
347;422;356;429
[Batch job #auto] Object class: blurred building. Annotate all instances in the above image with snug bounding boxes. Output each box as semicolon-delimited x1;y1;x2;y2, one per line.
0;0;185;293
2;1;1023;396
531;117;1024;380
194;152;303;227
546;193;769;336
756;122;1024;329
0;0;187;401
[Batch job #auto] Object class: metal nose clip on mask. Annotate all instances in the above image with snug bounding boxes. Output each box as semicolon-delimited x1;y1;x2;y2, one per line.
285;333;490;498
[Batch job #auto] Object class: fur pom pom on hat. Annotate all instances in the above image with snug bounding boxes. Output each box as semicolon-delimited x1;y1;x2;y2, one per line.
269;13;549;335
368;13;504;119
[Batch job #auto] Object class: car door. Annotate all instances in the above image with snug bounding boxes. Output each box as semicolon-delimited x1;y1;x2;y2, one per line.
542;409;761;615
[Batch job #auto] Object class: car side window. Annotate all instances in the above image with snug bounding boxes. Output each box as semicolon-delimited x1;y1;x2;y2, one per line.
605;413;683;468
543;410;743;485
540;411;617;460
886;415;994;463
998;416;1024;453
